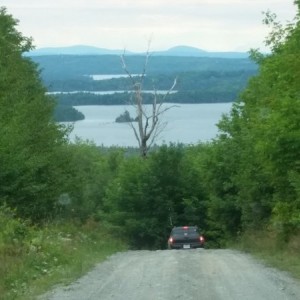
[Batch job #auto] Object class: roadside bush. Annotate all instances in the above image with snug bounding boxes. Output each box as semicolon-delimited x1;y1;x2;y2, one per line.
0;213;127;300
0;204;29;253
233;229;300;279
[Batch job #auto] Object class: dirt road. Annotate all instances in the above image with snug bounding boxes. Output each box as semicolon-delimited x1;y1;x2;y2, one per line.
41;249;300;300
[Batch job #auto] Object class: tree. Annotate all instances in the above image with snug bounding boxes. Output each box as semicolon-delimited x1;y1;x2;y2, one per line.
102;144;210;249
115;110;137;123
0;7;68;220
120;47;177;157
207;2;300;237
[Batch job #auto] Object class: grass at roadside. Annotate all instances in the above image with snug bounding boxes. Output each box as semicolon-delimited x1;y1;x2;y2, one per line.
231;229;300;280
0;207;127;300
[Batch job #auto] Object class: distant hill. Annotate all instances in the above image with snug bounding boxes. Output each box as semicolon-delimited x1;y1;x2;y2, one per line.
153;46;249;58
27;45;132;56
151;45;206;56
27;45;249;59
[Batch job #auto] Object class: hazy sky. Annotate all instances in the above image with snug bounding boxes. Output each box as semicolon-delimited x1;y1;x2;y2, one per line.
1;0;297;52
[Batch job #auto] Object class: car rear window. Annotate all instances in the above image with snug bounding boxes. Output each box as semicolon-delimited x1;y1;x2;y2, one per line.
172;227;198;234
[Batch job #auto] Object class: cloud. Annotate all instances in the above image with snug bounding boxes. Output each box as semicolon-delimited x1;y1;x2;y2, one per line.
1;0;297;51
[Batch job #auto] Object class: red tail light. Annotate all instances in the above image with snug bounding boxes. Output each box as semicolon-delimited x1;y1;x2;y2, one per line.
200;236;205;243
168;237;174;243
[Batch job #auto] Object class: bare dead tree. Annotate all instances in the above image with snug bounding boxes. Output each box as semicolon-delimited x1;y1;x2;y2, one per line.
120;46;177;158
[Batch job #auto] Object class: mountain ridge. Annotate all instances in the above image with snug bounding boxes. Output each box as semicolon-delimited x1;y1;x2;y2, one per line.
27;45;249;58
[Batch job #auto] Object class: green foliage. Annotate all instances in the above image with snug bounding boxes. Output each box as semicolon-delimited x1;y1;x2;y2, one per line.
0;7;32;53
0;210;127;300
0;8;70;220
0;6;126;224
232;229;300;280
103;144;208;249
0;205;29;252
204;3;300;239
189;141;242;244
57;142;125;221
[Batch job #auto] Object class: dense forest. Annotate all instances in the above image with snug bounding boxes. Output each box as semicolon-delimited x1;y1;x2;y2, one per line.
52;70;255;106
32;54;257;82
53;104;85;122
1;0;299;252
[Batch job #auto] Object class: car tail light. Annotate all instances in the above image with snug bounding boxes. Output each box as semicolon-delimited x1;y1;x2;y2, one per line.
183;226;189;230
168;237;174;243
200;236;205;243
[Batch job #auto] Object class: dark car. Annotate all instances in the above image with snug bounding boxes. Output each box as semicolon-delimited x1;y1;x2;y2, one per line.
168;226;205;249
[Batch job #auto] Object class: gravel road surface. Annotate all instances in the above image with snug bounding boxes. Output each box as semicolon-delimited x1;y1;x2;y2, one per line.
41;249;300;300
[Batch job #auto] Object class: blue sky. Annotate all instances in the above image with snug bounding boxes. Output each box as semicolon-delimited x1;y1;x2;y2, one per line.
1;0;297;52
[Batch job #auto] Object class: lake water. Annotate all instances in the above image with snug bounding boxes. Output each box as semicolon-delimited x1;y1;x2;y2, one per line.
66;103;233;147
48;90;177;95
88;74;141;80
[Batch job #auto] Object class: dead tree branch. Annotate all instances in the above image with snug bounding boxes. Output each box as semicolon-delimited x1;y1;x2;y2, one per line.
121;47;177;157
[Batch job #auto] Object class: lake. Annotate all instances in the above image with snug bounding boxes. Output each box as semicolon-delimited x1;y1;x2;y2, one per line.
48;90;177;95
66;103;233;147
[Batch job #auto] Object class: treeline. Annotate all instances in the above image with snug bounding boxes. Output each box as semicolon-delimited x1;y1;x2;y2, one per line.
1;3;299;254
46;70;255;92
52;70;254;106
56;90;237;106
53;104;85;122
31;54;257;82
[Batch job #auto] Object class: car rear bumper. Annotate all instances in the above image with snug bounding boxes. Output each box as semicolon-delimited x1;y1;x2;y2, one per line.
169;242;204;249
